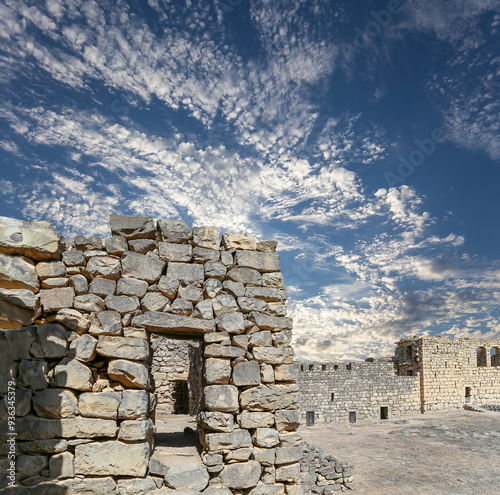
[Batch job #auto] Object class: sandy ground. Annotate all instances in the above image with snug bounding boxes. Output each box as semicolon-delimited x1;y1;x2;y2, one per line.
301;410;500;495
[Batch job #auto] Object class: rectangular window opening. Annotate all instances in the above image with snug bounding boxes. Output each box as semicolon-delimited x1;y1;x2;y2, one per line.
465;387;471;403
322;364;327;371
380;406;389;420
349;411;356;423
331;393;335;401
306;411;315;426
334;365;339;370
309;364;314;371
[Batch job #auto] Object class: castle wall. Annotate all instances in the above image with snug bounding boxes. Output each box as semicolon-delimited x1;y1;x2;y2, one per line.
297;360;421;424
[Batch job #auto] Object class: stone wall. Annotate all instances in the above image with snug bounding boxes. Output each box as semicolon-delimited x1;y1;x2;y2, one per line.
298;337;500;424
0;215;305;495
297;359;421;424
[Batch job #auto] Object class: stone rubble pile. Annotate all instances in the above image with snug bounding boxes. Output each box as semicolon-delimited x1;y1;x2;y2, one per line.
300;443;353;493
0;214;327;495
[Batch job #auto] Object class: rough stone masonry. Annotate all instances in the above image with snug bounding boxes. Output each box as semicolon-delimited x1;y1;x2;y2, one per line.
0;215;353;495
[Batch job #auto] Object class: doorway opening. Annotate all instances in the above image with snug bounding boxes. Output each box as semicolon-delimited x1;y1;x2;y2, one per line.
349;411;356;423
306;411;315;426
380;406;389;420
465;387;471;403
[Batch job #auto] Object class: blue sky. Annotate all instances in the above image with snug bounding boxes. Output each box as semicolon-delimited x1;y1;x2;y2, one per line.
0;0;499;361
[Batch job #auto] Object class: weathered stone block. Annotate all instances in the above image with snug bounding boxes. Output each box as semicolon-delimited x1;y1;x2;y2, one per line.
204;385;239;412
251;447;276;466
105;235;128;256
238;411;275;429
96;336;149;360
216;311;244;334
240;384;299;411
253;347;294;365
274;409;300;431
205;260;226;279
54;358;94;391
226;267;262;286
274;364;299;382
238;296;267;313
158;242;192;262
222;233;257;250
249;331;273;348
117;477;158;495
17;453;48;480
17;361;48;390
110;214;155;240
235;250;280;273
32;389;78;418
0;388;32;418
59;476;118;495
74;294;106;312
118;390;150;419
118;418;155;441
252;427;280;448
199;411;234;432
133;311;215;334
39;287;75;312
70;274;89;295
75;235;103;251
108;359;150;389
166;262;204;284
61;417;118;438
193;226;220;250
0;216;64;261
128;238;156;253
91;310;123;336
55;308;90;334
36;261;67;280
86;256;121;280
275;446;303;465
219;460;261;489
90;277;116;297
49;451;74;479
74;440;150;476
78;392;121;419
204;344;245;359
248;482;285;495
205;430;252;451
250;312;293;331
205;358;231;384
193;299;213;319
157;219;192;243
122;251;165;282
105;295;140;314
232;360;261;386
0;253;39;291
0;289;39;328
275;463;300;482
165;463;209;491
117;277;149;297
68;333;98;362
141;291;169;311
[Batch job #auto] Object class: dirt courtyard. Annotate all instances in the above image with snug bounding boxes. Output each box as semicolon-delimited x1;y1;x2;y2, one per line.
301;410;500;495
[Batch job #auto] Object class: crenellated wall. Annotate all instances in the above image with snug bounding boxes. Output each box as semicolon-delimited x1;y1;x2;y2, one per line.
0;214;334;495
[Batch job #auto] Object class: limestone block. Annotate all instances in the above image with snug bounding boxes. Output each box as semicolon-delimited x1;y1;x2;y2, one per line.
226;267;262;286
157;275;180;299
205;430;252;451
84;249;108;259
205;358;231;384
235;250;280;273
105;295;140;314
90;310;123;336
251;447;276;466
225;447;252;462
49;451;74;479
122;251;165;283
40;287;75;312
249;331;273;348
96;336;149;361
245;287;286;302
149;456;169;477
32;388;78;418
204;331;230;344
275;463;300;483
0;216;64;261
118;477;158;495
219;460;261;489
205;278;223;298
17;361;48;390
252;427;279;448
275;446;303;465
216;311;244;334
204;385;239;412
274;410;300;431
110;214;155;240
69;274;88;295
268;302;287;316
157;219;192;243
165;463;209;491
128;238;156;253
193;299;213;319
193;226;220;250
222;279;245;297
233;334;249;350
0;253;39;291
212;293;238;316
55;308;90;334
36;261;66;280
78;392;121;419
250;312;293;331
272;330;292;347
199;411;234;432
205;260;227;279
252;347;294;365
17;439;67;454
54;358;94;391
278;431;302;447
68;334;97;362
74;440;150;476
35;323;67;358
257;241;278;253
204;344;245;359
232;361;261;386
222;233;257;251
62;249;85;266
220;251;234;266
0;288;39;328
61;417;118;438
261;364;274;383
247;482;285;495
133;311;215;334
204;487;233;495
274;364;299;382
141;291;169;311
118;418;155;441
238;296;267;313
59;476;118;495
166;262;204;284
74;235;103;251
118;390;150;419
90;277;116;297
17;454;48;480
105;235;128;256
12;415;62;441
41;277;69;288
86;256;121;280
240;384;299;411
238;411;275;429
262;272;284;289
158;242;192;262
171;297;193;315
0;388;32;418
108;359;150;389
178;283;204;303
117;277;149;297
74;294;106;312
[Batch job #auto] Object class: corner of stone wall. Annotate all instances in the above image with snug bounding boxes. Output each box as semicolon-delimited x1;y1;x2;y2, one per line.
0;214;305;495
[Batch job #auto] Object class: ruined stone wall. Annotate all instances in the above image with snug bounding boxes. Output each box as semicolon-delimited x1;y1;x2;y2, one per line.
297;359;421;424
0;214;308;495
410;337;500;412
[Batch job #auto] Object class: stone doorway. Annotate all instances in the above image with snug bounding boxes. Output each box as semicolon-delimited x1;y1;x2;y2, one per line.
149;333;203;465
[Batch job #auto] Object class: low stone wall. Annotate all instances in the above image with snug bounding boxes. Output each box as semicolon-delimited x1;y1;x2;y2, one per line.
0;215;306;494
